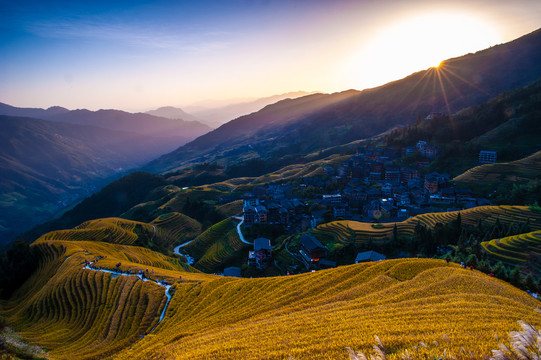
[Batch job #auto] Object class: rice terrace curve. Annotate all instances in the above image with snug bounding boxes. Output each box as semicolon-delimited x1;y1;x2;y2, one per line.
1;234;540;360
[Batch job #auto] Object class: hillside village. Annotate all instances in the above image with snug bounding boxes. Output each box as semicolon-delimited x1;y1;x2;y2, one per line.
235;125;502;273
242;140;494;233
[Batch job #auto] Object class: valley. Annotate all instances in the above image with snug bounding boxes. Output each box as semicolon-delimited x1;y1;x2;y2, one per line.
0;106;211;245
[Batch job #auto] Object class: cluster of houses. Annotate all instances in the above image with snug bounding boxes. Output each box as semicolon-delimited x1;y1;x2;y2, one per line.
228;133;496;277
241;142;490;229
324;142;439;187
243;197;307;227
403;140;440;160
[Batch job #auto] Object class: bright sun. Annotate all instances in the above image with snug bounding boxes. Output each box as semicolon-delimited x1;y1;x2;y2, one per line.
353;12;501;88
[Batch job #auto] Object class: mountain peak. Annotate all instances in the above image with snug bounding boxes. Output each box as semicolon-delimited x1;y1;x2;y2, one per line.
145;106;200;122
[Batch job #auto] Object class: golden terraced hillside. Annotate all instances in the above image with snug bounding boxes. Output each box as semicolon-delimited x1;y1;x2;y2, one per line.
38;215;202;251
316;205;541;244
482;230;541;263
1;233;540;360
454;150;541;184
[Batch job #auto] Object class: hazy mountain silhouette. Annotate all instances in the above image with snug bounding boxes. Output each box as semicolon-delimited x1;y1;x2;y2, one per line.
145;28;541;174
46;109;210;139
0;103;69;118
0;103;211;140
145;106;201;123
185;91;319;128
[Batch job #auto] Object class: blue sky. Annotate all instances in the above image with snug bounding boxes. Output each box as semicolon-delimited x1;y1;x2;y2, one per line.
1;0;540;111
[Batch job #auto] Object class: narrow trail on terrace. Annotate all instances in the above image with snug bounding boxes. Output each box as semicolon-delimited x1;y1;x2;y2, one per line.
56;255;73;272
83;262;172;334
173;241;195;265
151;225;156;241
236;218;253;245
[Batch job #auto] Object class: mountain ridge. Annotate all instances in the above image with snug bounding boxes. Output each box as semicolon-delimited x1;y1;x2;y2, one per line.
185;90;320;128
0;102;212;140
145;27;541;174
145;106;201;123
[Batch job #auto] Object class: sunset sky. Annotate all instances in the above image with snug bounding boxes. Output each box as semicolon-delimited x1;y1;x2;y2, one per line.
1;0;540;112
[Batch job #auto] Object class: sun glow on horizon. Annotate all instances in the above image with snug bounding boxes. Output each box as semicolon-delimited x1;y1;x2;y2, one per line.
3;0;539;111
348;11;502;90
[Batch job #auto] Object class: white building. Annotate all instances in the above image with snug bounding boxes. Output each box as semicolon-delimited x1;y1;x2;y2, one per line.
479;151;497;164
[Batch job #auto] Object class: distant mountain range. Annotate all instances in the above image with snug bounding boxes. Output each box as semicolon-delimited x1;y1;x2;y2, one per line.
145;28;541;174
0;103;70;118
0;103;211;139
0;105;212;243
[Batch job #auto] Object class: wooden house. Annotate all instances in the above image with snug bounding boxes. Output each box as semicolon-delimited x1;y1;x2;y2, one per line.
299;234;327;265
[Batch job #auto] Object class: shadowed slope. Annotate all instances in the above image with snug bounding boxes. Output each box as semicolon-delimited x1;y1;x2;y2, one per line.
146;28;541;174
183;218;247;272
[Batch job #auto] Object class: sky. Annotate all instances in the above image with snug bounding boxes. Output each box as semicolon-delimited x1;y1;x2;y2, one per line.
1;0;540;112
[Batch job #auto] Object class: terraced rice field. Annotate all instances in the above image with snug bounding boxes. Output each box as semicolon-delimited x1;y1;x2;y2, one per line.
151;212;202;247
39;218;154;245
315;205;541;244
1;239;215;360
216;200;243;217
160;187;226;213
183;219;248;271
39;216;204;251
214;155;349;188
3;236;540;360
113;259;540;360
454;150;541;184
481;230;541;263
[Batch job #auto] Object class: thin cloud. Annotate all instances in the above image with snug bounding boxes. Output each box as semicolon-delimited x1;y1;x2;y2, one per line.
25;18;233;52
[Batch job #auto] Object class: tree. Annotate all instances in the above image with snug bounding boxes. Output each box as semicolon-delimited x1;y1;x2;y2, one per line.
465;254;479;268
492;262;508;281
524;273;536;291
0;239;41;299
452;213;462;236
509;265;522;287
478;260;491;273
